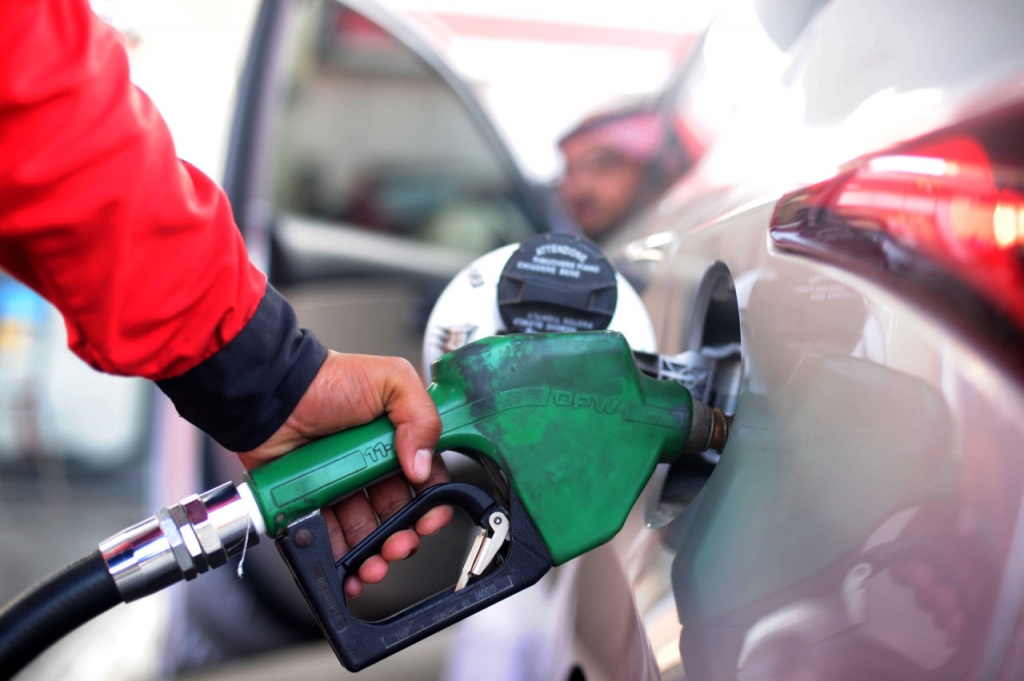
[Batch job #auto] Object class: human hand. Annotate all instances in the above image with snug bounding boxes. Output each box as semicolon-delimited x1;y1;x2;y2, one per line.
237;351;452;597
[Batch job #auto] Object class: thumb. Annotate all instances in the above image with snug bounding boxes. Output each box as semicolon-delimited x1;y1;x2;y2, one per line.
379;357;442;485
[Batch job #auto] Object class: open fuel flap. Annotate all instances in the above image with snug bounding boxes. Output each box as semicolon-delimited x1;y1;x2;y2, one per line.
643;262;741;529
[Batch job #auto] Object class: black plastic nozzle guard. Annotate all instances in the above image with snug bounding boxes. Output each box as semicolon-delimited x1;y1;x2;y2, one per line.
276;483;552;671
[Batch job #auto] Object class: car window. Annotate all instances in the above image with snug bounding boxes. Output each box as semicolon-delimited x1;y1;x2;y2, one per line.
266;1;535;257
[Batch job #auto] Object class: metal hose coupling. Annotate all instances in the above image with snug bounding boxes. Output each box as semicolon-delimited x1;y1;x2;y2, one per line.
99;482;266;602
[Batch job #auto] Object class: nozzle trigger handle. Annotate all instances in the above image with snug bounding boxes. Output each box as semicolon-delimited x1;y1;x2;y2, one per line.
338;483;497;573
275;483;552;672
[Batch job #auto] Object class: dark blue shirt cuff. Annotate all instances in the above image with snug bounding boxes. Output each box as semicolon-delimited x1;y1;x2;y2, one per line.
156;286;328;452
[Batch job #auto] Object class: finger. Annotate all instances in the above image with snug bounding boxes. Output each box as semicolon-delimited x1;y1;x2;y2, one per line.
337;484;422;584
379;358;442;484
355;531;420;584
334;491;381;549
357;555;391;585
322;504;351;561
416;506;453;537
412;454;453;536
365;475;421;562
331;501;412;587
410;453;451;491
380;530;421;562
366;474;415;524
350;532;417;585
327;501;385;598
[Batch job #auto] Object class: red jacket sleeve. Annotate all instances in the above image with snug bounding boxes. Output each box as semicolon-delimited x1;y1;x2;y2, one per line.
0;0;264;381
0;0;327;451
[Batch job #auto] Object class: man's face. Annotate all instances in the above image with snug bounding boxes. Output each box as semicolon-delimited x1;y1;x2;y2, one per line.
559;145;645;240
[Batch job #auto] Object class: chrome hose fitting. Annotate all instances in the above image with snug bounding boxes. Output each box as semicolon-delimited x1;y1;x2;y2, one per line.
100;482;266;602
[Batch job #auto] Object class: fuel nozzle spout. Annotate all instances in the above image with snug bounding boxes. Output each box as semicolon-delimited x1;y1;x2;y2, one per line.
684;399;731;455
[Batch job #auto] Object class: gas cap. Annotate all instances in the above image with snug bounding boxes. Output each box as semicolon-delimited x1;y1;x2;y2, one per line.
422;234;656;375
497;234;618;334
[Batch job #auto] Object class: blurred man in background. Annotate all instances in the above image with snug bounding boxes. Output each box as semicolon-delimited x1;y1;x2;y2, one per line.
557;100;695;241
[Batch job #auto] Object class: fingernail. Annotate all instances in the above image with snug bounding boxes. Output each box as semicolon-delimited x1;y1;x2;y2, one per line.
414;448;433;482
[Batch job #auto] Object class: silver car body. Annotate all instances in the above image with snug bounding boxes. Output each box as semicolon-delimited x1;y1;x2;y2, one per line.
452;1;1024;680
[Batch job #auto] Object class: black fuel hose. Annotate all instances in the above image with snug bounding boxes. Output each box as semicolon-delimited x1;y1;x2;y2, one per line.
0;482;262;678
0;550;120;680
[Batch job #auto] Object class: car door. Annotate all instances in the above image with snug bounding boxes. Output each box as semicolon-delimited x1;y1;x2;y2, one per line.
224;0;559;362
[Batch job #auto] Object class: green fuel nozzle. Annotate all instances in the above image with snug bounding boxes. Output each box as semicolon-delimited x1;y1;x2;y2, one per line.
246;331;718;563
239;331;726;671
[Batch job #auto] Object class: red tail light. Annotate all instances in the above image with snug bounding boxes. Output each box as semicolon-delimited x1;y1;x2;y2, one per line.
771;134;1024;333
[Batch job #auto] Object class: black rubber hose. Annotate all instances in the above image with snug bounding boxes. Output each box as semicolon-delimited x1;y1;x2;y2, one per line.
0;550;121;680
